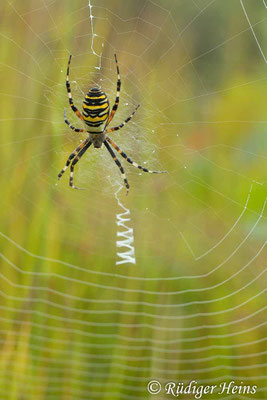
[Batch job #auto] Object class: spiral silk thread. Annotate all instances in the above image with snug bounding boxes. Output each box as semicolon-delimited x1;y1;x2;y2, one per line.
115;187;136;265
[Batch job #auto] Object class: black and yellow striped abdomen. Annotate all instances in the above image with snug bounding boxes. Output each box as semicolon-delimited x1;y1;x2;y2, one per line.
82;88;110;132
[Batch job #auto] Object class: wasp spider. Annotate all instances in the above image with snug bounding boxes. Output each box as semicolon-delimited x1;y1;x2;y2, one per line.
58;54;167;193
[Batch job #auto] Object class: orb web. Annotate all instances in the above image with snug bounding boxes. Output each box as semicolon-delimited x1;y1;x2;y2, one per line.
0;0;266;399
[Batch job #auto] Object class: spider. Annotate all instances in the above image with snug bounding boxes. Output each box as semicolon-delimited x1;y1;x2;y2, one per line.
57;54;167;194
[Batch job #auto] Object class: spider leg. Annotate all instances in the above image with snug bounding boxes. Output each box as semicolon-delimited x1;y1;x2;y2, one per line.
58;139;89;180
106;137;168;174
104;141;130;195
106;104;140;133
64;109;86;133
105;54;121;128
66;55;84;122
69;141;92;190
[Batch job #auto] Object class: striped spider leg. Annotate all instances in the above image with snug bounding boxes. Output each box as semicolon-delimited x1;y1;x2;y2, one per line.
105;137;167;193
104;141;130;194
106;104;140;133
69;141;92;190
58;139;90;183
66;54;84;122
64;109;86;133
105;54;121;128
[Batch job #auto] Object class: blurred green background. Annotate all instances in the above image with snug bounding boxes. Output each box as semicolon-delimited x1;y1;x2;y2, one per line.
0;0;266;399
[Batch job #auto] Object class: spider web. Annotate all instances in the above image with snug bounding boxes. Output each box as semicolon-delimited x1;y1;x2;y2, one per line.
0;0;266;399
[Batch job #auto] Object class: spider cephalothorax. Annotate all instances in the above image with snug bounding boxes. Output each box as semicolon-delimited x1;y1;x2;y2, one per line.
58;54;167;193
